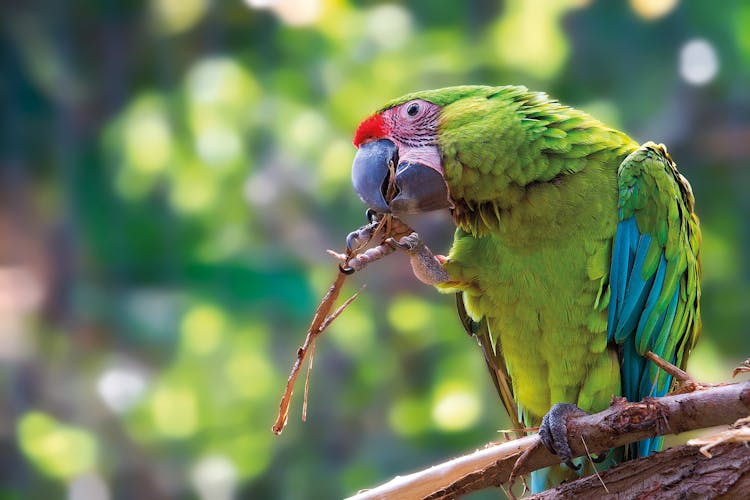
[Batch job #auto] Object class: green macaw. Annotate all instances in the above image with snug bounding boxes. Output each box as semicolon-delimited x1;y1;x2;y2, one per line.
349;86;701;491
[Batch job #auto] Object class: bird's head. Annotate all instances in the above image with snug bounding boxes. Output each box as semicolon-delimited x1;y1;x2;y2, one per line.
351;98;450;215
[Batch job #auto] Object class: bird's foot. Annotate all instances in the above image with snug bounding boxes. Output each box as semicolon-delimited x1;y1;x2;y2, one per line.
386;232;423;254
345;210;384;252
386;232;450;285
539;403;589;470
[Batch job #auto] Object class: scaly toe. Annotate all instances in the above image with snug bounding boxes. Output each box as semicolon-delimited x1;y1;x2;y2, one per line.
539;403;588;466
386;233;421;254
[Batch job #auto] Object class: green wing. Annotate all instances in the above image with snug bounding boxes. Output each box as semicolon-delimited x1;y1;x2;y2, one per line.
607;142;701;457
456;293;522;431
436;86;636;235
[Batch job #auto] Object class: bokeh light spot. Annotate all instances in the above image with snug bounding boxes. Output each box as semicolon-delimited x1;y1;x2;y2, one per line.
151;384;199;438
290;110;328;152
365;5;413;50
225;350;274;399
431;382;482;432
18;412;98;479
186;57;259;109
68;473;111;500
153;0;209;34
123;96;173;174
387;295;431;333
190;455;237;500
194;118;243;167
181;304;226;355
329;302;375;356
679;38;719;86
245;0;323;26
629;0;678;20
97;365;148;413
170;166;218;214
491;0;588;79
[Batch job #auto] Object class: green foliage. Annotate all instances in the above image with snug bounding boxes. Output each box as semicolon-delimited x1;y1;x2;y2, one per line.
1;1;748;498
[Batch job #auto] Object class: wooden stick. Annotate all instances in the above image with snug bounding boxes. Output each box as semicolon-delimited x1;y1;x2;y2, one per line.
645;351;693;385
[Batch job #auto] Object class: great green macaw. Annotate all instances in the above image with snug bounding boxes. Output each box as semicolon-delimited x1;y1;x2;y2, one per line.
349;86;701;491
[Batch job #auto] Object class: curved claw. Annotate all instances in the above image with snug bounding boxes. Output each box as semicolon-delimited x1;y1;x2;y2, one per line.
346;231;360;252
365;208;378;223
386;233;422;254
385;237;409;252
338;264;355;275
539;403;588;470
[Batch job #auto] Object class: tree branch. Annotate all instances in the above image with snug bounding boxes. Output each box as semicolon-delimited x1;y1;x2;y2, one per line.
346;381;750;499
530;441;750;498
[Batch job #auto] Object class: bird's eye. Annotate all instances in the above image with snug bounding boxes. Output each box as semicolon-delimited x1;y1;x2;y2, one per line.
406;102;420;117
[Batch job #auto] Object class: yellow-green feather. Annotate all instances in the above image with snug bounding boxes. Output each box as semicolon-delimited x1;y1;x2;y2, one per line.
429;87;638;425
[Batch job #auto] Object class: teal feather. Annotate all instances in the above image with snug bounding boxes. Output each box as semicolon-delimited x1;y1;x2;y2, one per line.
607;143;701;460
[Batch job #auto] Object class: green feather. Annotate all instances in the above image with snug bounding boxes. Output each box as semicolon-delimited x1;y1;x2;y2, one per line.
375;86;701;491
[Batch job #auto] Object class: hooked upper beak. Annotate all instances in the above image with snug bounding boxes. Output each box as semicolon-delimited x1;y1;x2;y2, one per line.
351;139;449;215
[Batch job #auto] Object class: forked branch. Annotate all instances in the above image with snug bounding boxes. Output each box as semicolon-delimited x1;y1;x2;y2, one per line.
273;214;416;435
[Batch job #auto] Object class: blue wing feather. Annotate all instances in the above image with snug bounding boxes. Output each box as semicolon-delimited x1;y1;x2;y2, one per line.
635;255;667;352
607;216;637;342
610;218;677;457
614;233;655;342
608;143;700;460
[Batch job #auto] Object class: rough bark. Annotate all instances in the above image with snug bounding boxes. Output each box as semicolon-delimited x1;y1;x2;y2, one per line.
531;442;750;499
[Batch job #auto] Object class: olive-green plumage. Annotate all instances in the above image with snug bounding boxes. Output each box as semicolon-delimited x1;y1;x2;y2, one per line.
381;86;701;489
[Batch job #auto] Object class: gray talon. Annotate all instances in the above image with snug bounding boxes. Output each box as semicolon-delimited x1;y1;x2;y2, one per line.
387;233;421;253
346;231;359;252
387;232;449;285
539;403;588;469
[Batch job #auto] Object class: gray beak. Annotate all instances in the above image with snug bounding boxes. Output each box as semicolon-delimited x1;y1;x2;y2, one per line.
351;139;449;215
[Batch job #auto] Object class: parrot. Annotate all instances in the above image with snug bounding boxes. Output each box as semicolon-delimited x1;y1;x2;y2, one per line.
348;85;701;492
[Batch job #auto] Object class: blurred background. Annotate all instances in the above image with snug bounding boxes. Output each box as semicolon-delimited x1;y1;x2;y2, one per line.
1;0;748;498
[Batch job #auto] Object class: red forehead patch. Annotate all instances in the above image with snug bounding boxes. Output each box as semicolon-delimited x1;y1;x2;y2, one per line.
353;113;388;147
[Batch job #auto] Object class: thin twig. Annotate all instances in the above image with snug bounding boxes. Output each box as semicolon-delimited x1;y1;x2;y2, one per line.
507;441;540;499
687;415;750;458
272;271;350;434
273;213;414;435
732;358;750;378
302;340;316;422
645;351;692;384
580;435;609;494
319;286;364;332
